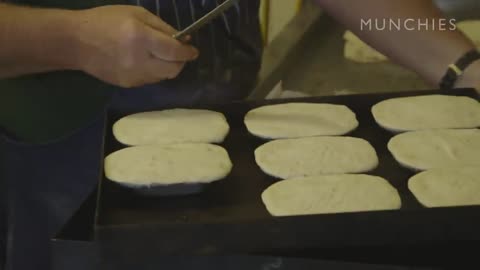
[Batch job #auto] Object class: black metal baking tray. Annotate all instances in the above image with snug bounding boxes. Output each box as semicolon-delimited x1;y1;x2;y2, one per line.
56;88;480;260
50;252;434;270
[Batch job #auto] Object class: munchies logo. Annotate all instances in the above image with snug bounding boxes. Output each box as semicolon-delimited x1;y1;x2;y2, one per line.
361;18;457;31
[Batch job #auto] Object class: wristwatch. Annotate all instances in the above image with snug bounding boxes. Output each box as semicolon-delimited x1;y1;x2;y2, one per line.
440;49;480;90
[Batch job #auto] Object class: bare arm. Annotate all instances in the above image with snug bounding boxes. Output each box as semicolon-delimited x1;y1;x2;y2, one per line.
316;0;480;89
0;3;80;77
0;4;198;87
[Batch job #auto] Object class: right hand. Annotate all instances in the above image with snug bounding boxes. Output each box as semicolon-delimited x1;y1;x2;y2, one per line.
72;5;198;88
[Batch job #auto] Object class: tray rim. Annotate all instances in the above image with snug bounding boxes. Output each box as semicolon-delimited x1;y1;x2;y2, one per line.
55;88;480;243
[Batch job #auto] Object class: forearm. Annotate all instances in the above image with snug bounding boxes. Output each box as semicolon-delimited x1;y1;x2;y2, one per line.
316;0;479;88
0;3;81;78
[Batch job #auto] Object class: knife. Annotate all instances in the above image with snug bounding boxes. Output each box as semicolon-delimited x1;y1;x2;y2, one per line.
172;0;238;41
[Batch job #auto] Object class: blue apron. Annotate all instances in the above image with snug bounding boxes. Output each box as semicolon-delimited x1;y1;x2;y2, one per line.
0;0;262;268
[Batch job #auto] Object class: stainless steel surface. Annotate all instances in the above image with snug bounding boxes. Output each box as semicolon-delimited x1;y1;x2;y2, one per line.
250;14;431;99
252;0;480;99
282;16;429;97
282;0;480;96
250;0;322;99
173;0;238;40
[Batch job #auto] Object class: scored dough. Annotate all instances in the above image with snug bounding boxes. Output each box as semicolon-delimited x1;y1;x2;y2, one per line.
113;109;230;146
262;174;401;217
255;136;378;179
388;129;480;171
409;167;480;208
244;103;359;139
372;95;480;132
104;144;232;187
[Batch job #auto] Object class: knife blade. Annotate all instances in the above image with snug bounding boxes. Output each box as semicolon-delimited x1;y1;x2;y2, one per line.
172;0;238;41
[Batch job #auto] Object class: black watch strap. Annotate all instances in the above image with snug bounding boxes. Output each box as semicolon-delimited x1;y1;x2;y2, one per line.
440;49;480;90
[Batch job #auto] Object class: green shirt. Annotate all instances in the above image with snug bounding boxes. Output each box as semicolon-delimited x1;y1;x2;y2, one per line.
0;0;121;142
0;71;115;142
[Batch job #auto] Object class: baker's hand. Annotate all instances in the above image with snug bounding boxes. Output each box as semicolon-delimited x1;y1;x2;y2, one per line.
72;5;198;88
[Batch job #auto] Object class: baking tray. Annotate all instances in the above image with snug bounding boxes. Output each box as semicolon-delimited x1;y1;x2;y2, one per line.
56;88;480;260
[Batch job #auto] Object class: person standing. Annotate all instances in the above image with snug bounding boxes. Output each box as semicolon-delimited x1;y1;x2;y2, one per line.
0;1;479;269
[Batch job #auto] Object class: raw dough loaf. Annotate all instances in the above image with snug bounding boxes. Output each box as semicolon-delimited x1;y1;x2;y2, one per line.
255;136;378;179
113;109;229;146
262;174;401;216
372;95;480;132
388;129;480;171
409;167;480;208
104;144;232;187
244;103;358;139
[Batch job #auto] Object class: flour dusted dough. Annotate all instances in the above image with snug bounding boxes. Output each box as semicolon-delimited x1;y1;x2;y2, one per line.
262;174;401;216
113;109;229;146
372;95;480;132
388;129;480;171
244;103;359;139
409;167;480;208
255;136;378;179
104;144;232;187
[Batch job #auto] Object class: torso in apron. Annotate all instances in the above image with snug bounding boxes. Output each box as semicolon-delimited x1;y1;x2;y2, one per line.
113;0;263;111
0;0;262;142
